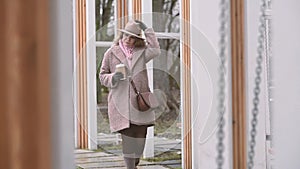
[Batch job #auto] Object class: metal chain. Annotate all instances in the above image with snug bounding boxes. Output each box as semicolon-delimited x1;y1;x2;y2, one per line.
216;0;229;168
247;0;268;168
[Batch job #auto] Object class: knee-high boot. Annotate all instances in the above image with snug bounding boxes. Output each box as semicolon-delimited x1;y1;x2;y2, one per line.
135;158;140;167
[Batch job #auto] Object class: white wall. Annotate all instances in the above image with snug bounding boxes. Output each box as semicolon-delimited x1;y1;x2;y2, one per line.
273;1;300;169
190;0;232;168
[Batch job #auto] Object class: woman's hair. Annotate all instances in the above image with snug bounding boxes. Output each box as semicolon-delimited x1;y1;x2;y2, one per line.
114;32;146;48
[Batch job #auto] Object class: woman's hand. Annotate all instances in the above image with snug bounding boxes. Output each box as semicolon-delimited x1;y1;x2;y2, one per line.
112;72;124;84
135;20;148;31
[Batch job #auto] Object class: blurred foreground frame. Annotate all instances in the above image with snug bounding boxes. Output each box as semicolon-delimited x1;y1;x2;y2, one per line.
0;0;52;169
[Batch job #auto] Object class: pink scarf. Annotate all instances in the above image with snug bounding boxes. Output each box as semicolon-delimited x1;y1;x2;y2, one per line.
119;40;134;60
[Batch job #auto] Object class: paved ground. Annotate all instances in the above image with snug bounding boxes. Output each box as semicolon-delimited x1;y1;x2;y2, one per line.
75;133;182;169
97;133;181;155
75;149;168;169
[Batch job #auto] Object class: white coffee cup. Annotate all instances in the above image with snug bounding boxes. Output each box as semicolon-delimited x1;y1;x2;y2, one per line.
115;64;126;80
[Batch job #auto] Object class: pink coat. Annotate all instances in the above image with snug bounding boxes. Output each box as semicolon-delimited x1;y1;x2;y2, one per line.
99;28;161;132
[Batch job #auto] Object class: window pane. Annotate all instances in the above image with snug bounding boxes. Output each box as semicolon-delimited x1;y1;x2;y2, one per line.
95;0;115;41
153;39;181;140
96;47;110;134
152;0;180;33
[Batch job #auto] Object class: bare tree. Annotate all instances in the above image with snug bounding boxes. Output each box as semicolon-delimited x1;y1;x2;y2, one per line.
96;0;114;104
153;0;180;115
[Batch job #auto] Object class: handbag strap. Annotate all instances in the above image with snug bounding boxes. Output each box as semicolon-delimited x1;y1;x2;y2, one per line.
130;79;151;94
130;80;139;94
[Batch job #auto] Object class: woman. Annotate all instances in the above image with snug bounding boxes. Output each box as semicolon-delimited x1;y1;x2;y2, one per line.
99;20;161;169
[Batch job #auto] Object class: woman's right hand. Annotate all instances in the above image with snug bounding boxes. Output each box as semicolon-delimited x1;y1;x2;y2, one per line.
112;72;124;84
135;20;148;31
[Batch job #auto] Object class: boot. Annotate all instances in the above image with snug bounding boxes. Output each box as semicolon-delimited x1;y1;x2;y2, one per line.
135;158;140;167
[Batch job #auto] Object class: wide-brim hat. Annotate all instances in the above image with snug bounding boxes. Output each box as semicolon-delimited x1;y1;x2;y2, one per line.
118;20;145;40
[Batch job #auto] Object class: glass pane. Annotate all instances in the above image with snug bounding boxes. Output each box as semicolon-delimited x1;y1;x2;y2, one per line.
152;0;180;33
95;0;115;41
97;46;124;154
96;47;110;134
153;39;181;160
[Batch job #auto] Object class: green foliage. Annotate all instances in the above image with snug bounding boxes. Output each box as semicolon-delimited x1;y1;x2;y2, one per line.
143;151;181;162
96;47;109;104
97;144;122;151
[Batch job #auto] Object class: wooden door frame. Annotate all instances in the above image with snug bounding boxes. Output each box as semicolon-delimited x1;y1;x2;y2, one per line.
231;0;247;169
181;0;192;168
75;0;90;149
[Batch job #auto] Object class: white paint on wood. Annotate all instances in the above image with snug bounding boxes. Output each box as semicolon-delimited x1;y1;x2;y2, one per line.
50;0;75;168
86;0;98;150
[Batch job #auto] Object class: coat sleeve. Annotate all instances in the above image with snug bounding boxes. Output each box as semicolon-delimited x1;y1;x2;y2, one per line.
144;28;161;63
99;49;118;89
